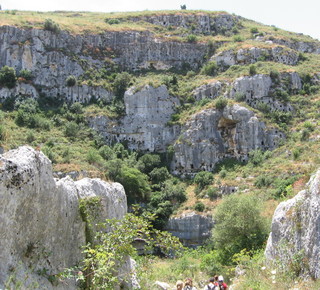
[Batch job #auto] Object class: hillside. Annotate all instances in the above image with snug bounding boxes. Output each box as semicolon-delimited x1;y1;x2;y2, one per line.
1;8;320;289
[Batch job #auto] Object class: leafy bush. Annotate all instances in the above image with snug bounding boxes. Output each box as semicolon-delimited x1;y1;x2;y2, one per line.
0;124;7;141
194;201;205;212
249;149;271;166
233;35;243;42
98;145;116;161
86;149;102;165
254;175;273;188
117;166;151;203
186;34;197;43
212;194;268;264
0;66;17;88
215;96;228;109
250;27;259;34
113;72;131;98
66;75;77;87
105;18;120;25
200;61;218;76
137;154;161;174
149;167;170;184
249;65;257;76
69;102;83;114
64;121;79;138
19;69;33;81
44;19;60;33
194;171;214;191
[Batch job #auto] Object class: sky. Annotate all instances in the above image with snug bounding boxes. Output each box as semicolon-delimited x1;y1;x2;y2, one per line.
2;0;320;40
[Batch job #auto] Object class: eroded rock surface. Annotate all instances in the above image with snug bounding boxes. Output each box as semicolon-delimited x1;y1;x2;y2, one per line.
171;104;283;175
89;85;180;152
0;146;128;289
265;169;320;279
164;212;214;247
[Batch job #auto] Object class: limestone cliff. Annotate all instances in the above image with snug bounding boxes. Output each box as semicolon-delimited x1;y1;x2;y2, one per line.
0;146;129;289
171;104;283;175
265;169;320;279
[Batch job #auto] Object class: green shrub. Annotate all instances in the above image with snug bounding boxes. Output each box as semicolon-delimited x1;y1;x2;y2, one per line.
0;124;7;141
254;175;273;188
249;149;271;166
137;154;161;174
105;18;120;25
66;75;77;87
212;194;268;264
0;66;17;88
233;35;243;42
204;187;220;200
70;102;83;114
250;27;259;34
186;34;197;43
19;69;33;81
64;121;79;138
194;201;205;212
87;149;102;165
113;72;131;99
149;167;170;184
249;65;257;76
200;61;218;76
98;145;116;161
44;19;60;33
215;97;228;109
194;171;214;191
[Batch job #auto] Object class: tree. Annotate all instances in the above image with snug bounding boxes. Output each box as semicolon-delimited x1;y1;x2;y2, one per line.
113;72;131;99
212;194;268;263
63;211;184;289
0;66;17;88
194;171;214;191
66;75;77;87
180;4;187;10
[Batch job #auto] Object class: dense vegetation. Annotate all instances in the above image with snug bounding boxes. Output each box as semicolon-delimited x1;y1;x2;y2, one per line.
1;8;320;289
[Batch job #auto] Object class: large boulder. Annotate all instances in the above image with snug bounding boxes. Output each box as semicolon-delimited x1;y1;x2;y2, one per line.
0;146;129;289
265;169;320;278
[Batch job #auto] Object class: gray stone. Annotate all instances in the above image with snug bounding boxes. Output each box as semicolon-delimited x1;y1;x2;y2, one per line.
211;46;299;68
0;146;130;289
265;169;320;278
88;85;180;152
171;104;283;175
164;212;214;247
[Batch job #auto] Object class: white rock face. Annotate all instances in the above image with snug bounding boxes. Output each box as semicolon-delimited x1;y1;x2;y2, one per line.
172;104;283;174
0;146;128;289
265;169;320;278
165;212;214;247
212;46;299;67
89;85;180;152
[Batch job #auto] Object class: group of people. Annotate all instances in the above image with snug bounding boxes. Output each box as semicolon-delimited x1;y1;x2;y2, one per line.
175;276;228;290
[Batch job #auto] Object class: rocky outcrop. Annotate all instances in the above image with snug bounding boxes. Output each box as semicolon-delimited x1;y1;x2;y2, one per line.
0;25;208;103
193;80;226;101
0;146;130;289
89;85;181;152
229;73;301;112
164;212;214;247
126;13;239;35
265;169;320;279
171;104;283;175
212;46;299;67
264;37;320;54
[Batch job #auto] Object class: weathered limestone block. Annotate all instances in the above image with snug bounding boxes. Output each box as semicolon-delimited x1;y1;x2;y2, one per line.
0;146;128;289
171;104;283;175
193;81;227;101
212;46;299;67
265;169;320;279
89;85;181;152
165;212;214;247
127;13;238;35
